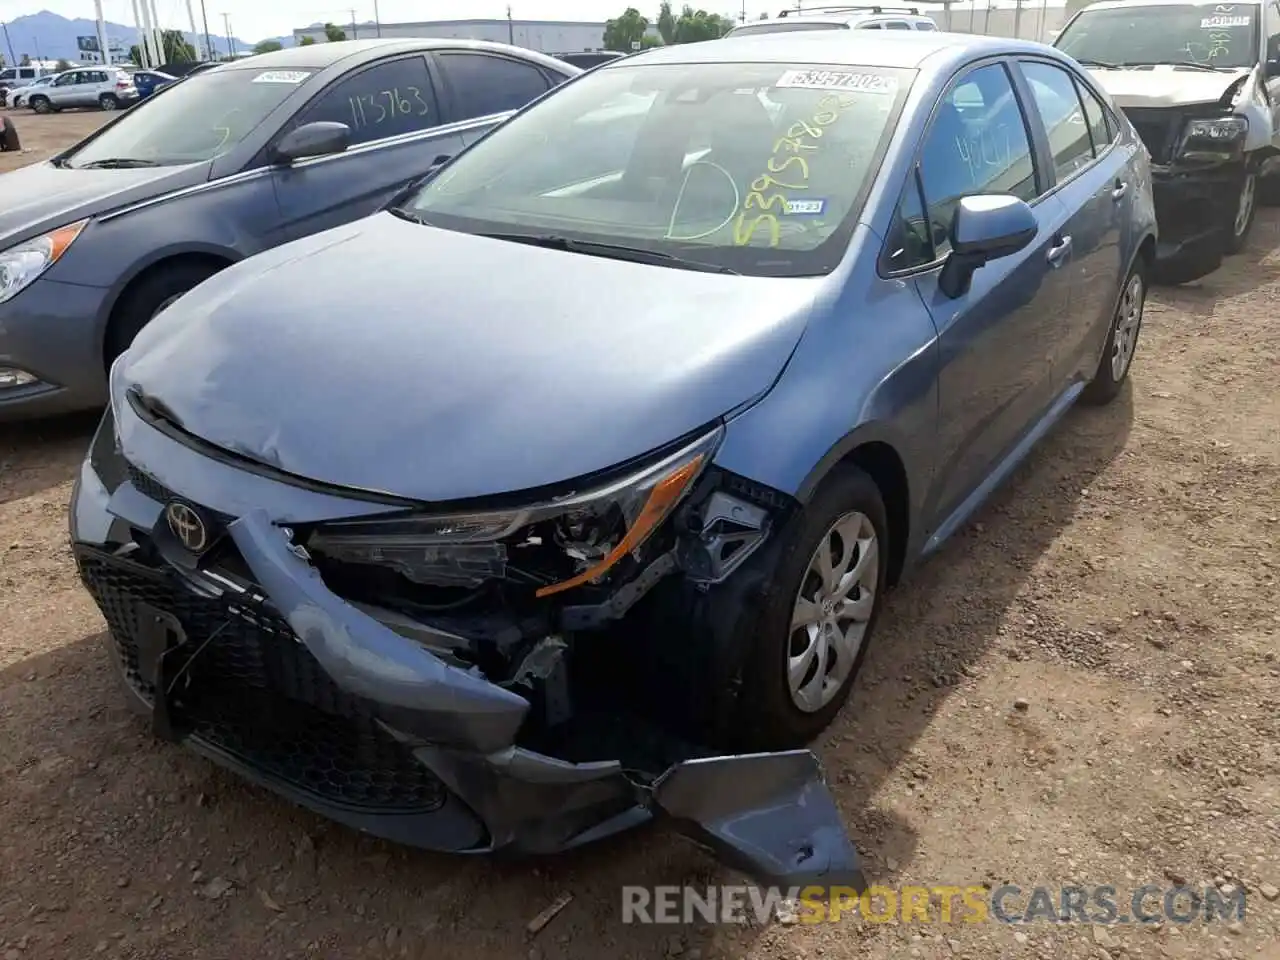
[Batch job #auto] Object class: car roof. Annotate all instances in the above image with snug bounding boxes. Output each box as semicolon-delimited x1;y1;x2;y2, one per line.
203;37;581;74
1076;0;1255;8
616;29;1056;73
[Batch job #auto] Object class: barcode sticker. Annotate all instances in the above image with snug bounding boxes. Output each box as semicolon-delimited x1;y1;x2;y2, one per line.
775;70;898;94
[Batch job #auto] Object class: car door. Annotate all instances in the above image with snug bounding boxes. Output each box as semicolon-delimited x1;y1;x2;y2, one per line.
431;49;562;147
889;60;1073;528
48;70;81;108
1265;0;1280;147
268;54;462;243
1015;58;1127;390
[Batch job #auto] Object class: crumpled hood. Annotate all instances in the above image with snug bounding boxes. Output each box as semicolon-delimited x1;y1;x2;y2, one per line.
1086;65;1249;109
116;212;819;503
0;160;207;247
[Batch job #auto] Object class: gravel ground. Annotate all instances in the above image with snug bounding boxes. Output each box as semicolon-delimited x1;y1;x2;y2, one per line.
1;111;1279;960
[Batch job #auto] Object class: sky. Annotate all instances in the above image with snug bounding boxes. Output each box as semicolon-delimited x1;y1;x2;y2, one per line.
0;0;1068;42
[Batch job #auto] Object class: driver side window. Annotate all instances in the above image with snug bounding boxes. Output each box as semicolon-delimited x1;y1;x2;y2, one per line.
889;62;1040;269
1268;0;1280;61
292;56;440;147
54;73;78;87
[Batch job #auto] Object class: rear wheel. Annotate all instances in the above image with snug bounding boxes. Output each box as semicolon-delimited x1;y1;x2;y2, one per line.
105;262;225;366
1082;259;1146;406
98;93;119;111
29;96;50;115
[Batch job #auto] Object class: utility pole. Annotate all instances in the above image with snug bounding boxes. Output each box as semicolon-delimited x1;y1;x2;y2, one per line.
374;0;382;37
222;12;235;57
0;20;16;66
199;0;212;60
1013;0;1023;39
184;0;200;59
740;1;747;22
350;9;358;39
507;5;514;43
148;0;164;67
92;0;110;65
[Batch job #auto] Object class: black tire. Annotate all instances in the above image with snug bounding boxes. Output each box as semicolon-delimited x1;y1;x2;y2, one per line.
734;465;890;750
0;117;18;153
1259;169;1280;207
104;262;224;365
98;93;119;111
1082;258;1146;406
29;96;50;115
1223;161;1258;255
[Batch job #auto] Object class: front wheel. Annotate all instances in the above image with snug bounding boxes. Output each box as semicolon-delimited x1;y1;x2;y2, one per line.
98;93;118;111
1224;162;1258;254
1082;260;1146;406
735;465;890;750
29;96;50;115
104;261;224;365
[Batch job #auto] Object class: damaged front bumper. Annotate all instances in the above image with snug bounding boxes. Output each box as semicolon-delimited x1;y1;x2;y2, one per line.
69;407;865;889
1149;164;1241;281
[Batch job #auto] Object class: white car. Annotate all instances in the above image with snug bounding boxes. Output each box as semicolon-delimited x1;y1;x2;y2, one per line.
724;4;939;36
7;74;57;109
26;67;139;113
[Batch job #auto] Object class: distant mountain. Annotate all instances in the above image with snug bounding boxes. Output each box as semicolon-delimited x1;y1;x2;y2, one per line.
0;10;289;64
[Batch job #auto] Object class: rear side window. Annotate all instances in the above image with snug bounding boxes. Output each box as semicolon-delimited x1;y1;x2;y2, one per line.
1074;76;1117;155
1019;60;1095;183
885;21;912;29
915;20;937;30
294;56;439;146
437;52;552;121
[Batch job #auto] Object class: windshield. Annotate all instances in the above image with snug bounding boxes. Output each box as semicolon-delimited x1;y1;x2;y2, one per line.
65;66;312;168
404;60;910;277
1057;2;1261;69
727;22;849;35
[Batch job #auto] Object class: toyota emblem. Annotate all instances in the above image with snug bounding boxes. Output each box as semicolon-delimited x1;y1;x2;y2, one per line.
165;501;208;553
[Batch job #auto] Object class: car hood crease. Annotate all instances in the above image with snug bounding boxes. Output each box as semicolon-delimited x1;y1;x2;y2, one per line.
0;161;209;246
117;212;818;503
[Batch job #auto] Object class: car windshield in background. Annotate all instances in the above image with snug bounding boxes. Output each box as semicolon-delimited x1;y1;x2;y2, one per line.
404;60;911;277
728;22;850;35
65;67;313;168
1057;3;1261;69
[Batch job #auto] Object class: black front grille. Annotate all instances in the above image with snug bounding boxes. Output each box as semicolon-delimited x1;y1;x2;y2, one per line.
1126;110;1181;164
126;461;175;504
76;547;446;813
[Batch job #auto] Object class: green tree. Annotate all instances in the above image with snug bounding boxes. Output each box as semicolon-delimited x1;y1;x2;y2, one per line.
657;1;677;44
130;29;195;66
640;34;664;47
253;39;283;54
673;6;734;42
603;7;649;51
323;22;347;42
298;35;316;45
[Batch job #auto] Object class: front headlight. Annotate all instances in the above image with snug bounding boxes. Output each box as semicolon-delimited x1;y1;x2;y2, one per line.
1179;116;1248;161
307;426;723;596
0;219;89;306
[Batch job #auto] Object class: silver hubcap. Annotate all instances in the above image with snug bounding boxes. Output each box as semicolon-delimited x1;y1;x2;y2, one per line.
102;98;116;110
1235;173;1256;237
1111;272;1144;381
788;511;878;713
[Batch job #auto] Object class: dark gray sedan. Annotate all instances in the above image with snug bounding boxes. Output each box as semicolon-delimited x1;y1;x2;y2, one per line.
0;39;578;421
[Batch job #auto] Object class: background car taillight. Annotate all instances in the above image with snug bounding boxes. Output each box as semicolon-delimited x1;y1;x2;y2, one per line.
116;80;130;89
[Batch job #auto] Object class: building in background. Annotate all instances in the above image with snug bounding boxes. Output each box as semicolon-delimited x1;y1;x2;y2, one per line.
76;34;129;64
291;18;653;53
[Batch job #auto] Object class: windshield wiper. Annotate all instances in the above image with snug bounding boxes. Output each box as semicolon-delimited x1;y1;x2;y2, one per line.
387;206;435;226
74;157;161;169
476;232;741;274
1114;60;1226;71
1076;58;1121;69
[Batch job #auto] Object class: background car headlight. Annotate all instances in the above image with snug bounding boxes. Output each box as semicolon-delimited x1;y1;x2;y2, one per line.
0;220;89;305
307;425;724;596
1181;116;1248;151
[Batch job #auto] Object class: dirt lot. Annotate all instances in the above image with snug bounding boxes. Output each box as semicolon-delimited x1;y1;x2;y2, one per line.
1;110;1279;960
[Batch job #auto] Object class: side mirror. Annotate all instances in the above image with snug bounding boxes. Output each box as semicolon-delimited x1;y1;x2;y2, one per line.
938;194;1038;299
270;121;351;164
1266;59;1280;78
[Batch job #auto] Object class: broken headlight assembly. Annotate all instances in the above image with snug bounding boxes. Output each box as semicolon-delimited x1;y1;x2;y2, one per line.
305;426;724;595
1178;115;1247;162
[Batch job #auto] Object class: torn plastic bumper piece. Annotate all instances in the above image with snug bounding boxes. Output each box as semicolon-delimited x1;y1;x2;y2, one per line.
103;506;866;885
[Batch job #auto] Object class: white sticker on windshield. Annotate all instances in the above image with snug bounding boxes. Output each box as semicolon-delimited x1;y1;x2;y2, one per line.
1201;15;1250;26
785;199;827;215
774;69;897;94
252;70;311;84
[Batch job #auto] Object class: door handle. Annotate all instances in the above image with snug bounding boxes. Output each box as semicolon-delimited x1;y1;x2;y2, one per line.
1046;234;1073;266
1111;180;1129;201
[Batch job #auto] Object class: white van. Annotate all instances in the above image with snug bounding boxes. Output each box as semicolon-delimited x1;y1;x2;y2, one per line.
0;63;61;102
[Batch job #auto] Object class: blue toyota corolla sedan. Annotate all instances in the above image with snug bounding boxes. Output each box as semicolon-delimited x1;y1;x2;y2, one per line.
70;31;1153;884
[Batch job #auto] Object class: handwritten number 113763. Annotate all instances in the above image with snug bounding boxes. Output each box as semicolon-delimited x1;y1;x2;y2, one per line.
348;87;431;129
